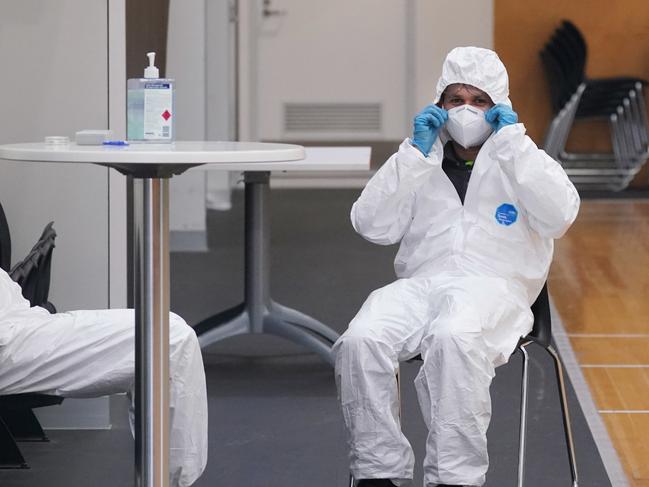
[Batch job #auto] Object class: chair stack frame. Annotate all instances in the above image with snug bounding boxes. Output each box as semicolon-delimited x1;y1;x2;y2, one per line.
541;20;649;191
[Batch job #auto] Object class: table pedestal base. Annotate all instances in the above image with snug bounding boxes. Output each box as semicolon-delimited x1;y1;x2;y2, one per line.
195;172;339;366
196;300;338;366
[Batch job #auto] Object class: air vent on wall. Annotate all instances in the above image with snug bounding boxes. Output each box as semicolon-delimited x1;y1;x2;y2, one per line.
284;103;381;132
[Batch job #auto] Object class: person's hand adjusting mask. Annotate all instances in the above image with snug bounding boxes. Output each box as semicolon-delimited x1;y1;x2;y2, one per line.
485;104;518;132
412;104;448;156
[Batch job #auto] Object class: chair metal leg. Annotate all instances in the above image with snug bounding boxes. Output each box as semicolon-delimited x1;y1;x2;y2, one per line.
517;343;530;487
518;341;579;487
348;345;579;487
547;345;579;487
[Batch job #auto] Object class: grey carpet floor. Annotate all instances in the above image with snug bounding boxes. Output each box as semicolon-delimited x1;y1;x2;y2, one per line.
0;188;613;486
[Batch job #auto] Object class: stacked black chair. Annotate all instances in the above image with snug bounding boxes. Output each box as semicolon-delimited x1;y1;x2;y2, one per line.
348;284;578;487
0;202;62;469
541;20;649;190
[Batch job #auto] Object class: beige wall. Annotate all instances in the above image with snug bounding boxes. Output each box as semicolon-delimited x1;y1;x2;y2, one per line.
494;0;649;184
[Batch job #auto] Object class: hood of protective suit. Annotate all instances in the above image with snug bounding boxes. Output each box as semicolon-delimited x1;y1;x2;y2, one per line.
433;46;511;107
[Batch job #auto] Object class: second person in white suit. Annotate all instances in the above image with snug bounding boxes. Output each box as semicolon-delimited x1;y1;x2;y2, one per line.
0;267;207;487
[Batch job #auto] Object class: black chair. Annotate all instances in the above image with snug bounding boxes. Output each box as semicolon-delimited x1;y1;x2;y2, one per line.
348;284;579;487
0;217;62;468
9;221;57;313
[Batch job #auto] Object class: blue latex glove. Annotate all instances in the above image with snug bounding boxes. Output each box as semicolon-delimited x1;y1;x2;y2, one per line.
485;104;518;132
412;104;448;155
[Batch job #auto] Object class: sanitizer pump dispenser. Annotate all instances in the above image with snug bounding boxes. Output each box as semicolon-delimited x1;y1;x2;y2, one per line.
127;52;175;142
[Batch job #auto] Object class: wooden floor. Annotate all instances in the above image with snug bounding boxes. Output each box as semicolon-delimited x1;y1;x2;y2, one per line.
549;199;649;487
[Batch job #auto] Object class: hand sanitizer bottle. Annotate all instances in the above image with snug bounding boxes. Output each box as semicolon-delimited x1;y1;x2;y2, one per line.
127;52;175;143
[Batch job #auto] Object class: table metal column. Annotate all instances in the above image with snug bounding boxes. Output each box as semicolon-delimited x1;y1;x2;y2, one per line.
133;178;170;487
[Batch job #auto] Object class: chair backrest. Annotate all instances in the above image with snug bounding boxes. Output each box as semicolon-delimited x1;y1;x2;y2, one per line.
529;283;552;348
9;222;57;310
0;202;11;272
554;24;586;79
539;48;569;113
561;20;587;67
539;19;588;114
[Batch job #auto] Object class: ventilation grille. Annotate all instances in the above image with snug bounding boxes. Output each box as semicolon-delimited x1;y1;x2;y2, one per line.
284;103;381;132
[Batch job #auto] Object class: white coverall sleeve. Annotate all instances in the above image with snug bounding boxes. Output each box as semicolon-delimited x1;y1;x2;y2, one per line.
351;138;442;245
491;123;580;238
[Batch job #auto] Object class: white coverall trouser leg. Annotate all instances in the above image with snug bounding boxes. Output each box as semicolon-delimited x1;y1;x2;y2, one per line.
0;309;208;487
334;275;532;487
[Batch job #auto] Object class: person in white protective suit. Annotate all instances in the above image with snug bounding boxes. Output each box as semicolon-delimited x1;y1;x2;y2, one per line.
333;46;580;487
0;267;207;487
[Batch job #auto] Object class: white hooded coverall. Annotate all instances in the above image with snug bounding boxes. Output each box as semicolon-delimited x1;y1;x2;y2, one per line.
333;47;580;486
0;268;208;487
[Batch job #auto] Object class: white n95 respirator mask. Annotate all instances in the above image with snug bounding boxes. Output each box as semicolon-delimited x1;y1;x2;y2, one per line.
445;104;494;149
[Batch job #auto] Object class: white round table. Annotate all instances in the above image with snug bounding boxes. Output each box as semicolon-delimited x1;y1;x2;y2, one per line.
0;141;306;174
0;141;320;487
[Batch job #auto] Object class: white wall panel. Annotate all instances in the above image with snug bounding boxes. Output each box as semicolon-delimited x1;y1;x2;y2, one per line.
0;0;110;310
238;0;494;143
167;0;207;235
167;0;234;244
254;0;409;141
